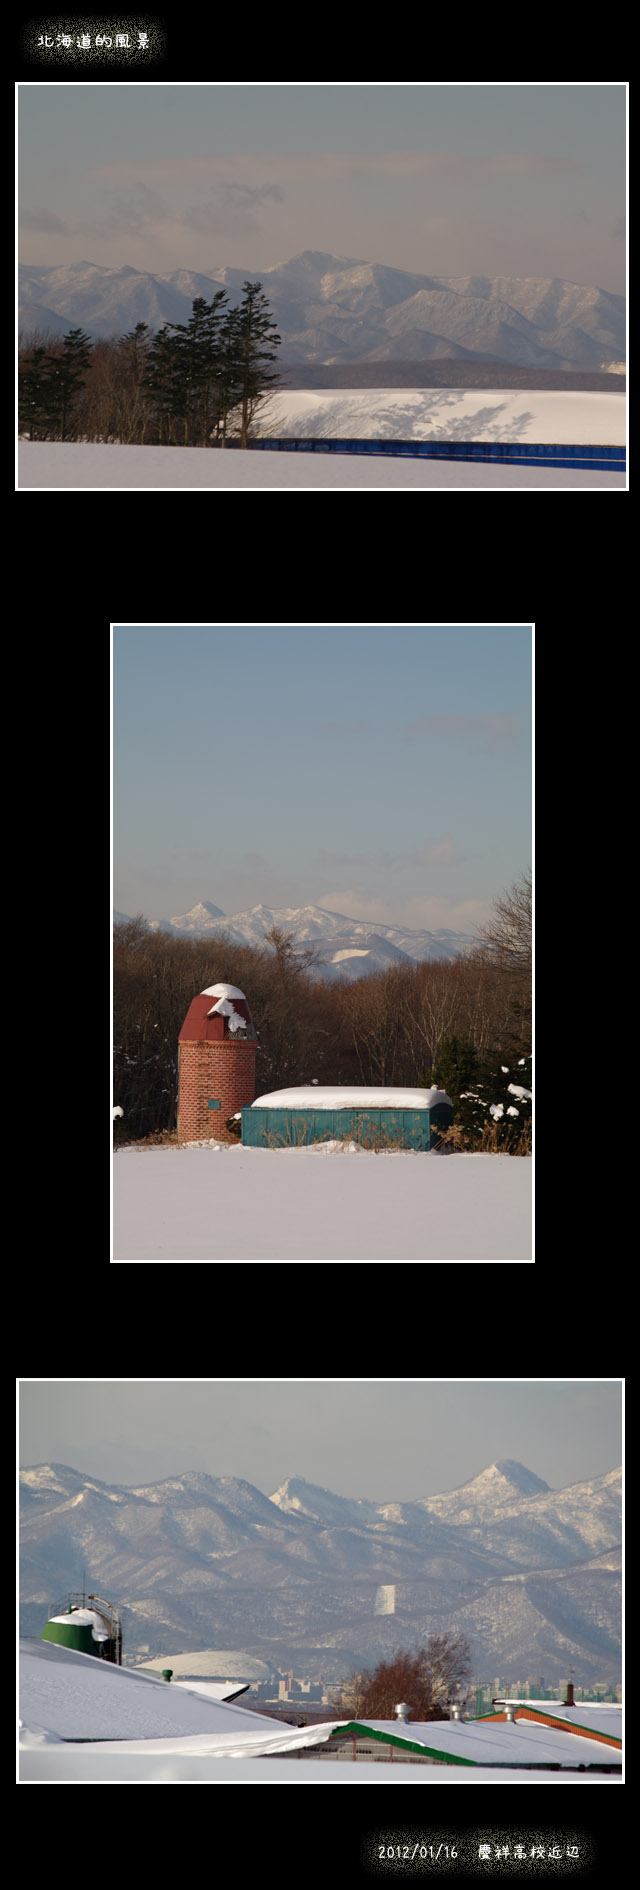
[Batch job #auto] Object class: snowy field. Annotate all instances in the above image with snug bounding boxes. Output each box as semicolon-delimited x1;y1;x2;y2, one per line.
258;386;625;445
19;439;624;489
113;1145;532;1262
19;387;625;487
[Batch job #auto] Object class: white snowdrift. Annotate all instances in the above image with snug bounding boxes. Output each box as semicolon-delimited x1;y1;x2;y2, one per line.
113;1146;532;1261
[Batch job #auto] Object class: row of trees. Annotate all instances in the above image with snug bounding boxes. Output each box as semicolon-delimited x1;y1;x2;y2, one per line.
113;874;531;1147
19;281;281;446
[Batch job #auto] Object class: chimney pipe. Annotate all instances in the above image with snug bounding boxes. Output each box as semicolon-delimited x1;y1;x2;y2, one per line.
394;1703;411;1722
563;1682;575;1708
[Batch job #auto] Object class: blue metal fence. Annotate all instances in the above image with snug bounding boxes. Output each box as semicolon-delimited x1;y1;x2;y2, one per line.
250;438;625;471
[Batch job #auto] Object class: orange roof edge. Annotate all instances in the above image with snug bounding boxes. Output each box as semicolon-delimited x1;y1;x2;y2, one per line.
473;1707;621;1748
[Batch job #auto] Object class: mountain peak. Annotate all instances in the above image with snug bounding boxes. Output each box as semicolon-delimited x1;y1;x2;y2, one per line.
423;1459;551;1522
269;1476;379;1527
490;1459;550;1495
454;1460;551;1502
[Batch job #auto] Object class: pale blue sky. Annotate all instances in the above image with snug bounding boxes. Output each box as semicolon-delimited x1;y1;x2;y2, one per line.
19;85;625;290
113;623;531;936
19;1382;622;1498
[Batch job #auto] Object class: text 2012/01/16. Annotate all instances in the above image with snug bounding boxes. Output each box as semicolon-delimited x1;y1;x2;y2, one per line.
379;1848;457;1862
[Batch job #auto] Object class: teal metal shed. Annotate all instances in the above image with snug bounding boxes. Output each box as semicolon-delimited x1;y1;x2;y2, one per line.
241;1085;453;1151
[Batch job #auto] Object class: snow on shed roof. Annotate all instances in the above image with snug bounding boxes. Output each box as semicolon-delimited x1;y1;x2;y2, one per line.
19;1638;339;1748
335;1718;621;1767
252;1085;452;1109
481;1703;621;1745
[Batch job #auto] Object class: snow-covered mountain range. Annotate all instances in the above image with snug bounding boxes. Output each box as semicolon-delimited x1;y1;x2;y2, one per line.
20;251;626;369
20;1460;621;1685
115;899;477;980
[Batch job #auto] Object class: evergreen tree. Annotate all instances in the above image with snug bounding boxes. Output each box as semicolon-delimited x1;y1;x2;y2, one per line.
19;345;55;438
422;1033;481;1106
193;291;230;445
215;305;244;448
19;328;92;439
422;1033;487;1144
233;280;281;447
19;285;282;449
479;1049;532;1151
159;293;229;445
116;322;153;442
142;323;187;444
424;1032;531;1151
47;328;93;439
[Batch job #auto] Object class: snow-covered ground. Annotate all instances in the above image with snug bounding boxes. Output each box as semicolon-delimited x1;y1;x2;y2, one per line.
19;441;623;488
19;386;625;487
257;386;625;444
113;1145;532;1262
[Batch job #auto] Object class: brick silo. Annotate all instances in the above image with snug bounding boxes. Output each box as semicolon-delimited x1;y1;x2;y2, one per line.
177;982;258;1144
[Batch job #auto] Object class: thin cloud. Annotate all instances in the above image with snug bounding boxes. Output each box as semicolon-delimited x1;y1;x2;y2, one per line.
99;182;168;235
90;150;578;189
20;206;69;232
184;184;285;238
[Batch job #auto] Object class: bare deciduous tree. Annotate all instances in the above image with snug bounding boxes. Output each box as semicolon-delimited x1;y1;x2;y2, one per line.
338;963;411;1085
475;868;532;972
330;1633;472;1722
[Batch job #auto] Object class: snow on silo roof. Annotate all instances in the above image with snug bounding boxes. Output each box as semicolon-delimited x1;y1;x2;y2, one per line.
201;983;247;999
202;982;251;1032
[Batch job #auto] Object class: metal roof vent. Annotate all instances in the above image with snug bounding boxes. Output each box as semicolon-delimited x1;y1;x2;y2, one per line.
394;1702;411;1722
505;1705;516;1721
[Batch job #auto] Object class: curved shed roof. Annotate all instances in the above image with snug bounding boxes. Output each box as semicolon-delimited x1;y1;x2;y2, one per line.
252;1085;452;1109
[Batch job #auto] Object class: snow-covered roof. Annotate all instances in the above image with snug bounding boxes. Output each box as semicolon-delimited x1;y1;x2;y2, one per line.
19;1644;620;1775
336;1717;621;1768
485;1702;621;1744
179;984;256;1044
174;1680;249;1703
252;1085;452;1110
19;1638;341;1753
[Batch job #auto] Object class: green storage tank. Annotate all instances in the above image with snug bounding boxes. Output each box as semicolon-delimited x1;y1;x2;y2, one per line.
241;1085;453;1151
41;1593;122;1662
